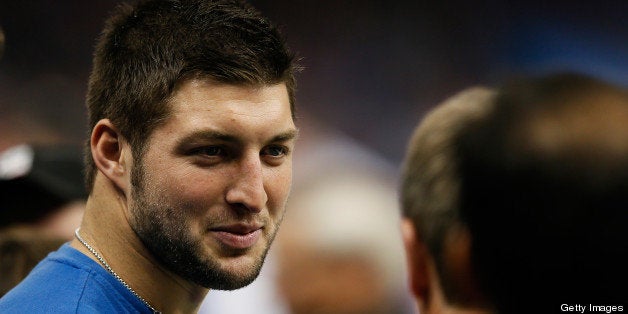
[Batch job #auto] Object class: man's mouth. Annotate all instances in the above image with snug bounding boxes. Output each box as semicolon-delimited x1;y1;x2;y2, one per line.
210;224;263;249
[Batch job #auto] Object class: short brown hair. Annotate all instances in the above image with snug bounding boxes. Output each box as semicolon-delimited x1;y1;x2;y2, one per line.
85;0;297;192
400;87;496;304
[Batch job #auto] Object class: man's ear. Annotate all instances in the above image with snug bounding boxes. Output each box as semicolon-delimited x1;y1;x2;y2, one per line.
90;119;131;193
442;224;489;307
401;218;430;306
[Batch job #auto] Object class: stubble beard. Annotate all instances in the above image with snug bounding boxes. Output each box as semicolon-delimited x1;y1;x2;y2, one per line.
127;159;278;290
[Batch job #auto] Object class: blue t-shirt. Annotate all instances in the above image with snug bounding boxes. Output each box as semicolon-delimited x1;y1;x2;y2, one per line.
0;243;153;313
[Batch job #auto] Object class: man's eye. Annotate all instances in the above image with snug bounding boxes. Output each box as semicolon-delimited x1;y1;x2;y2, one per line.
262;145;287;157
193;146;224;157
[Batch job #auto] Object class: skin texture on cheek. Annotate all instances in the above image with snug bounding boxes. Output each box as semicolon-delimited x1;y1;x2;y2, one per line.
129;159;257;290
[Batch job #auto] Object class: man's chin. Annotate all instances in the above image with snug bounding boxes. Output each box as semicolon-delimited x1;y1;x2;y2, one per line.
194;264;263;290
180;251;265;290
206;274;258;291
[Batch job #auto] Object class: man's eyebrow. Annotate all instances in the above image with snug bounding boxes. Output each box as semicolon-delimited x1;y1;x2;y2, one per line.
176;130;241;147
269;129;299;143
175;129;299;147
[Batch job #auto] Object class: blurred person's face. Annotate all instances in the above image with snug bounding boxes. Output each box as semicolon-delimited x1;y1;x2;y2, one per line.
127;79;296;290
277;228;392;314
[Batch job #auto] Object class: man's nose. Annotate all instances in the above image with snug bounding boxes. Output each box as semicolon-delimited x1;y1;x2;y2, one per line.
224;155;267;213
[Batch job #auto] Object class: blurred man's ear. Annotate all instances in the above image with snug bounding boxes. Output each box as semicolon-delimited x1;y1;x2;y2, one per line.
402;219;492;314
401;218;430;309
441;225;491;309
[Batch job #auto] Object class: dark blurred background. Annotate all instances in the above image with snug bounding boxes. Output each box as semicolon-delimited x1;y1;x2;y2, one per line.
1;0;627;165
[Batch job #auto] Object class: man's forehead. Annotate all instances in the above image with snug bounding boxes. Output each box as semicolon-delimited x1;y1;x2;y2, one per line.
166;80;289;115
171;78;288;101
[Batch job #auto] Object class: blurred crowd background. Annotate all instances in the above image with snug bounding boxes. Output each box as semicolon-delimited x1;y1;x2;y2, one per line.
1;1;627;313
2;1;626;161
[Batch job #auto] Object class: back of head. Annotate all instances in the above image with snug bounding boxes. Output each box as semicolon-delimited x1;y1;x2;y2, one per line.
84;0;297;191
459;73;628;312
401;87;496;310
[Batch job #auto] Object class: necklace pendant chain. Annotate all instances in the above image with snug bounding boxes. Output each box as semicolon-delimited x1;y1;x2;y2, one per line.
74;228;161;314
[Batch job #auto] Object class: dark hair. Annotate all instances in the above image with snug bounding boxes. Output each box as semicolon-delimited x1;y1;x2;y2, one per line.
85;0;297;191
458;73;628;312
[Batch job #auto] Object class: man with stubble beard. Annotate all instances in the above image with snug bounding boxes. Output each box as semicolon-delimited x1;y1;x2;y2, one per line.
0;0;299;313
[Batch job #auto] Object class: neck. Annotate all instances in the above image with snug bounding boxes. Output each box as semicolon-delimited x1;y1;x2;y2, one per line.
71;176;208;313
417;249;493;314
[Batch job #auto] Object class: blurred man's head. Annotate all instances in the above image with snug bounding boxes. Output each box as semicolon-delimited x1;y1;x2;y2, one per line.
278;171;408;314
400;87;496;313
458;73;628;312
401;73;628;313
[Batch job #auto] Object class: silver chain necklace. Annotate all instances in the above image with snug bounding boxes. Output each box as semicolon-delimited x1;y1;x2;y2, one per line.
74;228;161;314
